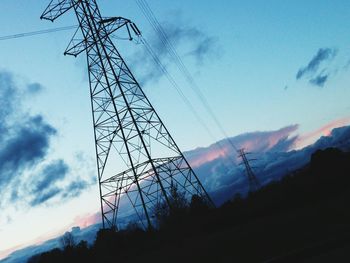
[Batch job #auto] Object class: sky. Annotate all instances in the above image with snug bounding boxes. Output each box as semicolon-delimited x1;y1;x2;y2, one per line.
1;0;350;260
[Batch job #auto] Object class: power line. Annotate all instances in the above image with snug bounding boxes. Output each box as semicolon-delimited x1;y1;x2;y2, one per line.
140;36;224;150
0;20;228;154
0;25;77;41
135;1;263;192
135;0;229;154
135;0;238;152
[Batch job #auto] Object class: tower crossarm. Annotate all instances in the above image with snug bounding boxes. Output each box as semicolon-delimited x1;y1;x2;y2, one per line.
40;0;76;22
63;16;140;57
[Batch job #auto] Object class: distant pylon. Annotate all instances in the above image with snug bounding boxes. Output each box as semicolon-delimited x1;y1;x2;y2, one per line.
41;0;214;230
238;148;260;192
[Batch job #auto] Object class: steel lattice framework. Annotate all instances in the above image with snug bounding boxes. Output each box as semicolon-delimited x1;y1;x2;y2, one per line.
41;0;213;229
238;148;260;192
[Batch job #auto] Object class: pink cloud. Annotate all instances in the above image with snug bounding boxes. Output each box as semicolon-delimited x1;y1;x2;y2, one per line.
72;212;101;228
188;147;229;168
297;116;350;149
234;125;299;153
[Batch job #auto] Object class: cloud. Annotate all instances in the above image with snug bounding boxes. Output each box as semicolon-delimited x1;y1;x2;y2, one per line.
73;212;101;228
0;70;92;209
186;124;299;168
30;187;62;207
295;48;338;87
0;115;57;191
231;124;299;153
296;48;337;80
62;180;90;200
129;20;218;85
24;160;70;206
184;124;299;195
185;36;217;64
297;116;350;148
8;157;94;208
31;160;69;193
157;23;218;65
25;159;94;207
184;121;350;205
309;74;328;87
27;82;44;94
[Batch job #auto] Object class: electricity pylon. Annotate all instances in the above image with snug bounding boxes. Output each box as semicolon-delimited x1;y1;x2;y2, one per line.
41;0;213;230
237;148;260;192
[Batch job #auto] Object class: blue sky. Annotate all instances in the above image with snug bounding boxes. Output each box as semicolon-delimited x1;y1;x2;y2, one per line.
1;0;350;259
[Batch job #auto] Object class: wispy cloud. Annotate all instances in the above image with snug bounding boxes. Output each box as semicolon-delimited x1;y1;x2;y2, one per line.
296;48;337;87
296;48;337;79
30;187;62;207
129;20;219;85
28;160;69;206
27;82;44;94
309;74;328;87
62;179;93;200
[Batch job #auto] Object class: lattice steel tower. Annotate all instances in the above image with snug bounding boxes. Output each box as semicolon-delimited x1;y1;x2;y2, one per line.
238;148;260;192
41;0;213;229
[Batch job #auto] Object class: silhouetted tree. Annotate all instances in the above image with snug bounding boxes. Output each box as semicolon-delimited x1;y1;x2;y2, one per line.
153;183;189;229
60;232;75;250
190;194;209;216
125;221;143;233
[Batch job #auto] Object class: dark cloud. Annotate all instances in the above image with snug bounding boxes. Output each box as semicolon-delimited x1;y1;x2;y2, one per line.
296;48;337;80
62;180;90;199
0;70;94;210
27;82;44;94
30;187;61;207
0;71;64;209
13;158;92;207
309;74;328;87
29;160;69;198
129;21;218;85
26;159;93;206
0;115;57;189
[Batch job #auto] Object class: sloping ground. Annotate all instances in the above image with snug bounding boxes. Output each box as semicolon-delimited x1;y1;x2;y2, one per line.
28;148;350;262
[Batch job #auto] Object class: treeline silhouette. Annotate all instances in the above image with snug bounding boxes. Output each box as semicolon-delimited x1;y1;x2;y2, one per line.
28;148;350;263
